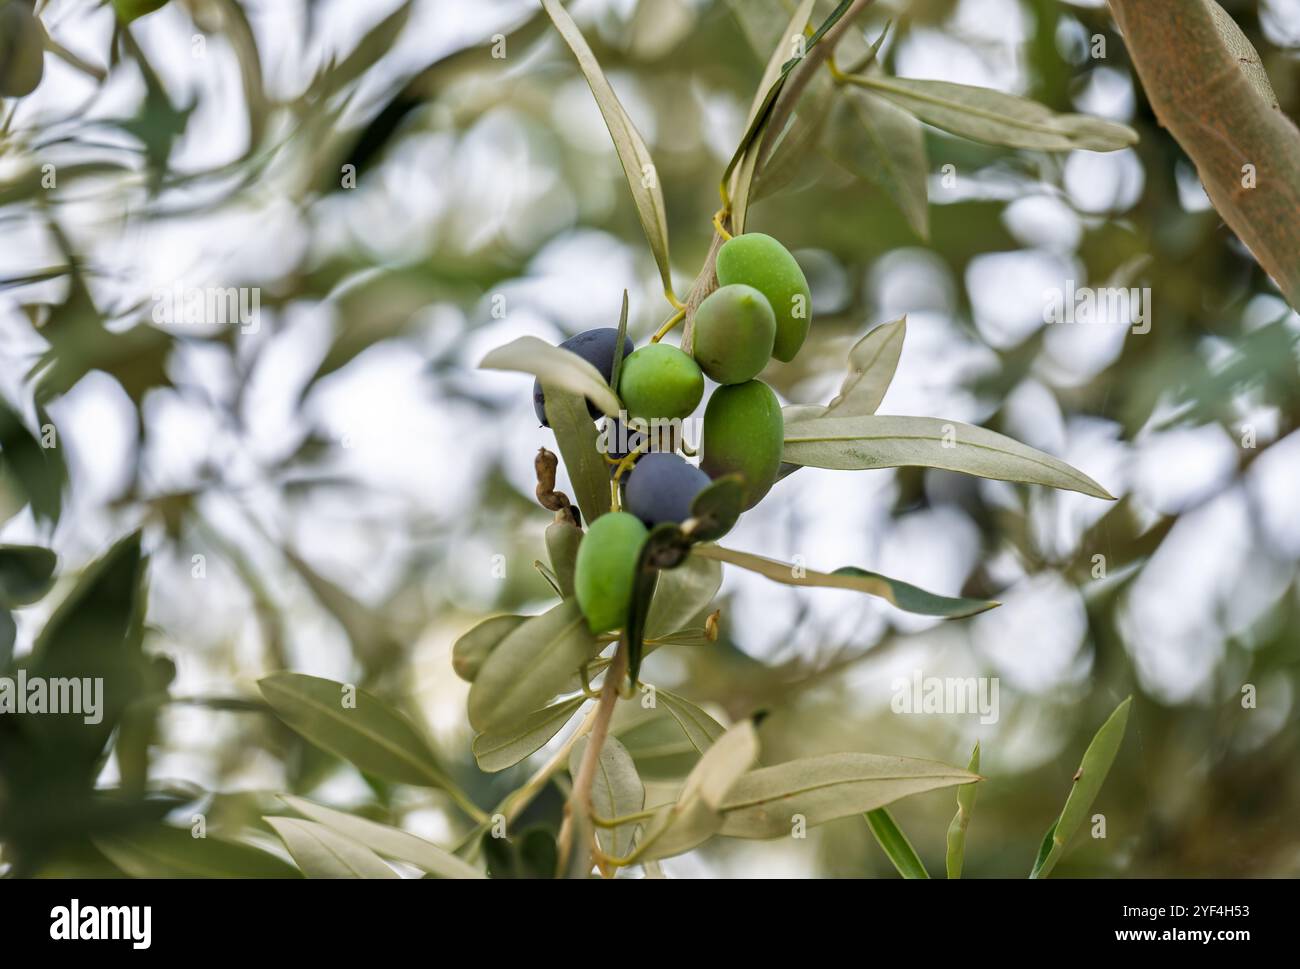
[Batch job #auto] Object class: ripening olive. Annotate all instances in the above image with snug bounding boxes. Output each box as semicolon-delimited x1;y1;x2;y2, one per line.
533;328;635;426
692;284;776;385
700;380;784;510
623;452;711;527
574;511;647;633
714;233;812;363
0;4;45;98
618;344;704;422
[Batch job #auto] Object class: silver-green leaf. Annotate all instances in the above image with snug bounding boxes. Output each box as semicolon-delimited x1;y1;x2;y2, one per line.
570;734;644;858
472;695;587;773
264;817;399;879
480;335;620;418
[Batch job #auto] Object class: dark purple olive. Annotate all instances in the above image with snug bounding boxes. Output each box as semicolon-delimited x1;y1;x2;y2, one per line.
533;328;635;426
623;452;711;527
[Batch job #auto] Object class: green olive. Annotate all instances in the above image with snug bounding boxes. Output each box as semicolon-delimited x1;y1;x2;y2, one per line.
715;233;812;362
618;344;704;422
692;284;776;385
574;511;647;633
700;380;784;510
0;4;45;99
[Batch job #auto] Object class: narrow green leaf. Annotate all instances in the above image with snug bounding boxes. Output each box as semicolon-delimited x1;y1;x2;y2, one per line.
0;544;58;607
472;695;587;773
570;735;644;857
850;74;1138;152
644;551;723;640
694;544;998;618
259;672;451;789
609;289;630;395
750;73;835;204
637;719;760;860
481;335;620;418
782;414;1115;499
544;520;583;598
827;316;908;418
544;386;614;527
626;523;693;686
281;796;484;879
539;0;674;295
658;688;727;755
719;752;980;838
865;807;930;878
265;817;399;879
467;600;600;734
452;614;525;683
945;741;980;879
830;88;930;239
95;826;302;878
1030;697;1132;878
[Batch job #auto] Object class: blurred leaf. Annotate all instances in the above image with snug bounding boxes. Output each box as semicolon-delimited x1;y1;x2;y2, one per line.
485;336;621;418
467;600;600;734
695;545;998;618
543;387;614;527
0;400;66;525
265;817;399;878
637;719;759;860
720;752;980;838
850;75;1138;151
783;415;1115;499
1030;697;1132;878
95;825;301;878
0;610;14;668
544;520;583;598
453;614;526;683
0;544;57;607
687;475;745;543
864;807;929;878
483;827;558;879
570;734;644;857
750;72;835;204
259;673;453;790
281;796;484;879
644;551;723;639
945;742;980;879
539;0;674;296
830;89;929;238
472;695;587;773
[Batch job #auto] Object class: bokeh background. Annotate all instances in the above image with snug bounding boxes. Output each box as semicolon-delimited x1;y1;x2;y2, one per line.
1;0;1298;877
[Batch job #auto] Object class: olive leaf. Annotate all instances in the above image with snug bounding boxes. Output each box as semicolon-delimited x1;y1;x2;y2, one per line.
481;336;620;418
259;672;453;789
637;719;760;861
782;414;1115;499
694;545;998;618
946;741;980;879
539;0;674;296
467;600;601;734
95;826;302;879
452;614;526;683
849;75;1138;152
729;0;818;230
719;752;980;838
609;289;630;397
543;386;614;526
644;552;723;640
1030;697;1132;879
829;88;929;239
611;703;704;780
281;796;484;879
657;688;727;755
1108;0;1300;307
544;520;583;598
625;522;693;687
265;817;399;879
0;544;58;608
569;735;644;858
472;695;587;773
864;807;929;878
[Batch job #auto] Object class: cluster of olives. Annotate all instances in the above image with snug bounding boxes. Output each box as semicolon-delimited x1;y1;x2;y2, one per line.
533;233;811;634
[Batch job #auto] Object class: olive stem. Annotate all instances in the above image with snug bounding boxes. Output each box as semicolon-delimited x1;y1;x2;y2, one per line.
556;636;628;875
711;209;734;241
650;307;685;343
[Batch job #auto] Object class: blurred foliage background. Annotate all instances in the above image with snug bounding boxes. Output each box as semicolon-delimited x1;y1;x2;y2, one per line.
1;0;1298;877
